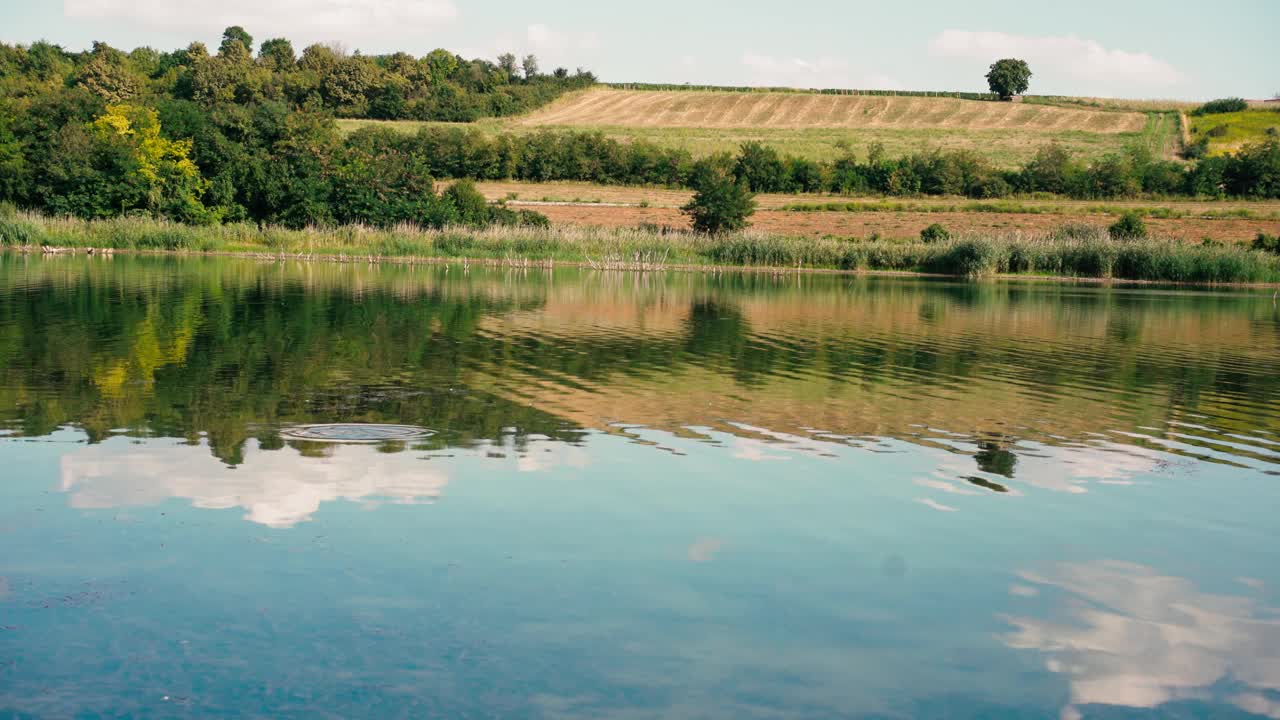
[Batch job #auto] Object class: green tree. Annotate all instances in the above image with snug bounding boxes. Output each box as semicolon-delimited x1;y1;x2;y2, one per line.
258;38;295;72
442;178;491;226
734;141;790;192
521;54;539;81
40;105;209;221
74;42;139;103
220;26;254;57
1020;144;1077;193
299;43;341;74
0;108;29;203
425;49;458;84
497;53;518;81
322;57;380;114
682;167;756;234
986;58;1031;100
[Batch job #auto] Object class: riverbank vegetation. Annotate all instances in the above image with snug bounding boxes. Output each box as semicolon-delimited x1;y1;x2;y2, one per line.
2;28;1278;239
5;212;1278;284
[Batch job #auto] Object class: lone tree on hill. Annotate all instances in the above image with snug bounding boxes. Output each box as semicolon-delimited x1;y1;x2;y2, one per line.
986;58;1032;100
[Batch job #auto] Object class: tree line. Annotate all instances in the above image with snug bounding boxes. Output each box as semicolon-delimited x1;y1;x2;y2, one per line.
0;27;595;123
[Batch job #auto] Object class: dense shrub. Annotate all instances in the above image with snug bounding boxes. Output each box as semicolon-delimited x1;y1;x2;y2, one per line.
1108;211;1148;240
920;223;950;243
1254;232;1280;254
1192;98;1248;116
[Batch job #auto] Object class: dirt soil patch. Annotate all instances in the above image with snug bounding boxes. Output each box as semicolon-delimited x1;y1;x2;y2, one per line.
526;205;1280;243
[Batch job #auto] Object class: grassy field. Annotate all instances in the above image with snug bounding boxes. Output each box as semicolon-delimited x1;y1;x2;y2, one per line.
338;88;1182;168
5;212;1279;284
1189;109;1280;155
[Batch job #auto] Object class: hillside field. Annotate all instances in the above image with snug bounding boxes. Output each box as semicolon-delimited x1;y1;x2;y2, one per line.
339;88;1182;168
1189;109;1280;155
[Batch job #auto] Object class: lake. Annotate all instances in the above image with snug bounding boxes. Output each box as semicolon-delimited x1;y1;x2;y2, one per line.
1;254;1278;719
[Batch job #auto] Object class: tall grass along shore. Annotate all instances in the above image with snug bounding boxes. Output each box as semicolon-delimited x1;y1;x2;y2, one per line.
3;212;1278;285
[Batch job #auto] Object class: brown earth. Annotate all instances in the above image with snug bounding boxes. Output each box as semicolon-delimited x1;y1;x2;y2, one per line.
477;181;1280;215
521;204;1280;243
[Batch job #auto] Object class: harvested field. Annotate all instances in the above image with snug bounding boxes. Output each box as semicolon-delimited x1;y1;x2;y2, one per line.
519;204;1280;243
520;89;1148;133
339;90;1178;167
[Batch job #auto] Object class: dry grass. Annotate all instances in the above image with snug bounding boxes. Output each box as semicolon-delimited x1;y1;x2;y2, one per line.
6;212;1279;283
475;180;1280;216
339;88;1179;167
519;88;1149;133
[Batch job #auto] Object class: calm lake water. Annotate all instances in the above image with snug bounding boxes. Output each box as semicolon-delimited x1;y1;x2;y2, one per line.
2;254;1279;719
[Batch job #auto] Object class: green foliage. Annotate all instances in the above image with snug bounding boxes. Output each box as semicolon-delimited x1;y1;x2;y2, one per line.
1222;139;1280;197
73;42;138;103
920;223;950;243
443;179;492;226
258;38;296;72
986;59;1032;100
1108;211;1147;241
682;169;756;234
1191;98;1248;116
1254;232;1280;254
734;142;790;192
220;27;254;57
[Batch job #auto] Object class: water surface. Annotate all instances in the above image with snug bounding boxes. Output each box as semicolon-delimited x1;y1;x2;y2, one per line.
2;255;1278;718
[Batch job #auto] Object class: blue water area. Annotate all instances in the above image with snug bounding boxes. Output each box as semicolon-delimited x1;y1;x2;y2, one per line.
1;256;1278;719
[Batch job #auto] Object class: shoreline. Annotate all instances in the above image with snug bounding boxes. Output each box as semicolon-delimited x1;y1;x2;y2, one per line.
5;211;1279;287
11;244;1280;290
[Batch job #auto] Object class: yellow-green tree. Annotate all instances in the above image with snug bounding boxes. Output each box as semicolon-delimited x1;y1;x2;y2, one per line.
44;105;211;221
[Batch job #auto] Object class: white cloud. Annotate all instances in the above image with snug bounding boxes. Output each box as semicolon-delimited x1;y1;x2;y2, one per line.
741;53;902;90
63;0;458;44
526;23;599;54
915;498;958;513
1004;560;1280;718
929;30;1185;91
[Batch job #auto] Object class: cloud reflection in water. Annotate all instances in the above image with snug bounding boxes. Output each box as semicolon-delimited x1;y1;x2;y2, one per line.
1003;560;1280;719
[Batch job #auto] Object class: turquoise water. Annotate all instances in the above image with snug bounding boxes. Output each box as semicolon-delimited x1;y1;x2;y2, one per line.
1;255;1278;718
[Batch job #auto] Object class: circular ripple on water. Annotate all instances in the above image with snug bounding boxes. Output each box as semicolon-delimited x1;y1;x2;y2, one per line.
280;423;435;444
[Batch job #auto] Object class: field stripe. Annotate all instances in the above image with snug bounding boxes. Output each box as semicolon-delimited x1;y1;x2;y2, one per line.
517;89;1147;134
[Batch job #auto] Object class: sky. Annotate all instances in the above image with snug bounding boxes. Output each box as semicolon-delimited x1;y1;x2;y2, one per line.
1;0;1276;100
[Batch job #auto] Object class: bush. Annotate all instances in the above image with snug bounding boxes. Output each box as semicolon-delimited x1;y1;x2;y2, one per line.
682;170;756;234
1192;98;1248;116
1181;138;1209;161
1108;211;1147;241
1254;232;1280;254
937;239;1002;278
920;223;950;243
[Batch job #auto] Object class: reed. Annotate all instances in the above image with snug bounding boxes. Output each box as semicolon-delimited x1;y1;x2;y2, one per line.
3;212;1278;284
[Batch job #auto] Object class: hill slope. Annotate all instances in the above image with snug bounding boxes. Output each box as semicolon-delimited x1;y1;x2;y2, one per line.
517;88;1148;133
340;88;1181;168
